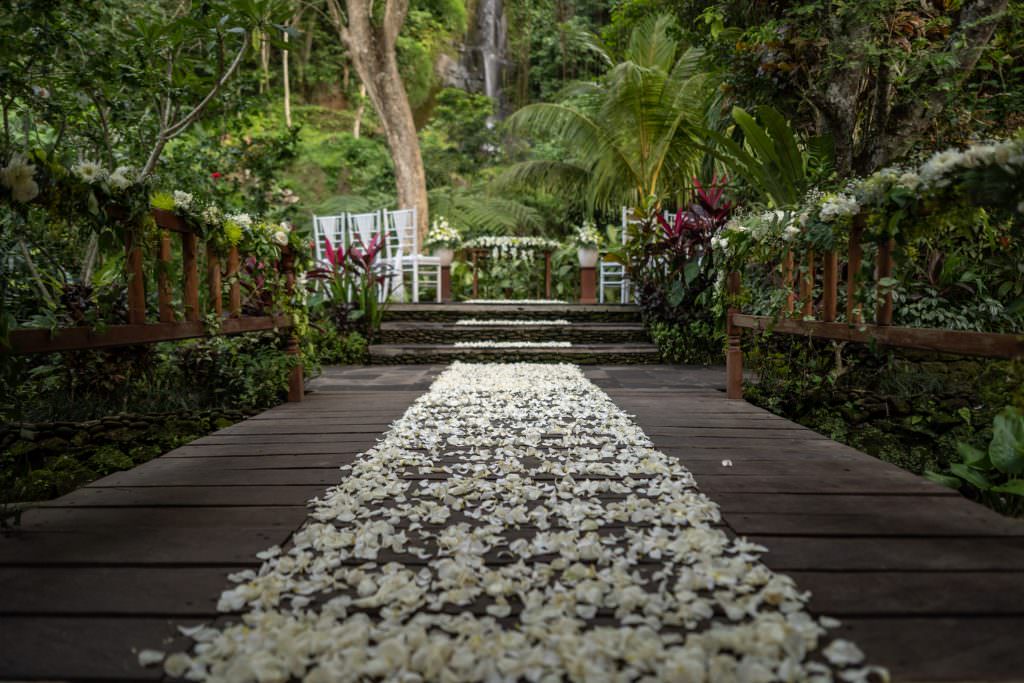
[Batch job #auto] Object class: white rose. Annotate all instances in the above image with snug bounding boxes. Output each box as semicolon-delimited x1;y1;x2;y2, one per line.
11;179;40;203
273;231;289;247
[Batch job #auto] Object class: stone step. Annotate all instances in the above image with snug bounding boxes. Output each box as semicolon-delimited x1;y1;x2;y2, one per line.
383;303;642;323
369;343;661;365
379;322;649;345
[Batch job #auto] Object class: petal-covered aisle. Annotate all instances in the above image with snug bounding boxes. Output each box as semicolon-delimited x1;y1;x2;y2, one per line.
155;362;882;682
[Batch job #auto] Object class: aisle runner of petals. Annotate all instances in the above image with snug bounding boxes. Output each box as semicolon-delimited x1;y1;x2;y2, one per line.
155;363;885;682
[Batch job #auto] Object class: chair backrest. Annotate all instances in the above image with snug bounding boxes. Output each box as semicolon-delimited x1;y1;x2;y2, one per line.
347;211;381;248
313;214;347;262
383;208;417;259
620;207;645;245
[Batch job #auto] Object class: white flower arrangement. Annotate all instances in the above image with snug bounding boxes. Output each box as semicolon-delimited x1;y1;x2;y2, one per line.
0;153;40;203
425;215;461;249
453;340;573;348
454;319;571;326
463;235;562;261
575;221;602;248
173;190;194;212
818;193;859;222
153;362;883;682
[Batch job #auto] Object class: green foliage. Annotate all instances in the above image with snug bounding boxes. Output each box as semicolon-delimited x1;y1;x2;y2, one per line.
649;320;723;366
501;14;719;212
927;407;1024;516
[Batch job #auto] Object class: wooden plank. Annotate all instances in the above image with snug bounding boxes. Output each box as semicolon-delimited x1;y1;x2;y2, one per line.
156;453;358;468
17;506;308;530
39;485;328;508
207;243;222;316
832;617;1024;681
822;250;838;322
727;509;1024;537
87;465;342;487
0;567;232;615
789;572;1024;616
0;616;190;680
189;432;382;445
732;313;1024;359
6;315;291;354
169;442;369;456
0;527;292;565
749;536;1024;571
212;421;392;435
695;473;954;495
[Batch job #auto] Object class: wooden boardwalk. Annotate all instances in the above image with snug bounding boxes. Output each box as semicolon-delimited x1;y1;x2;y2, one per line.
1;364;1023;680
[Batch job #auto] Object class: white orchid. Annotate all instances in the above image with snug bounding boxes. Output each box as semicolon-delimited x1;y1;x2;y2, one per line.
72;160;105;184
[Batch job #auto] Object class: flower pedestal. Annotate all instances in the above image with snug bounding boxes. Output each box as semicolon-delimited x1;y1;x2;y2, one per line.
579;267;597;304
441;265;453;302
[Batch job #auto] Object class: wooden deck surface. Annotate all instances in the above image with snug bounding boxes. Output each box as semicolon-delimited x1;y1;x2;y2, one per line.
1;364;1023;681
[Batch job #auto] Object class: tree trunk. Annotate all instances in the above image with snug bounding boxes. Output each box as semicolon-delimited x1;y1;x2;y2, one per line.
811;0;1008;176
353;83;366;138
328;0;429;246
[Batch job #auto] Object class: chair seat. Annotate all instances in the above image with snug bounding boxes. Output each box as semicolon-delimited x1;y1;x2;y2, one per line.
383;254;441;266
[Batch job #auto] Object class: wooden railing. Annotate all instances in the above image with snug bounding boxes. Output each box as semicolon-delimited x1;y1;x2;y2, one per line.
5;208;303;402
725;214;1024;399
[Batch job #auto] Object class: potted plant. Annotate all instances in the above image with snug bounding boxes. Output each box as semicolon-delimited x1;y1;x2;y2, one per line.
425;215;460;265
575;220;601;267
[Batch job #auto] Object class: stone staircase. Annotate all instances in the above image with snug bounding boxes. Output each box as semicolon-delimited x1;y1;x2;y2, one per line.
370;303;660;364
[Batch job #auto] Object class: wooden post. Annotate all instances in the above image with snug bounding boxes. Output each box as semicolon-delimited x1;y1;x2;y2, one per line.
157;231;174;323
579;267;596;304
800;249;815;318
440;265;452;302
726;271;743;400
847;215;865;323
206;244;222;317
544;250;553;300
227;246;241;317
125;231;146;325
822;250;838;322
782;249;795;316
876;237;895;325
182;232;200;322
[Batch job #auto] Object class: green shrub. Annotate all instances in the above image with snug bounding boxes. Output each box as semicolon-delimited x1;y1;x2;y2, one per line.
649;321;724;366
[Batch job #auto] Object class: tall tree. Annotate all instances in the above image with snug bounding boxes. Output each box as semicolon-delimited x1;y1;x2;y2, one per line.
325;0;429;244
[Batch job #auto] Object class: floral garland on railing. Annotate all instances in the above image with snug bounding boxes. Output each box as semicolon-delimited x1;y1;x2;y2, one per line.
713;135;1024;272
0;150;151;228
463;235;562;261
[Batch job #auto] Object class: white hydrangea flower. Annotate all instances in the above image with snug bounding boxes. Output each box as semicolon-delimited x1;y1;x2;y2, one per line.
819;194;859;222
782;225;801;241
230;212;253;228
173;190;193;211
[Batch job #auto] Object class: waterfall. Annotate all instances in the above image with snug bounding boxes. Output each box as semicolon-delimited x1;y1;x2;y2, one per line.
458;0;507;116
